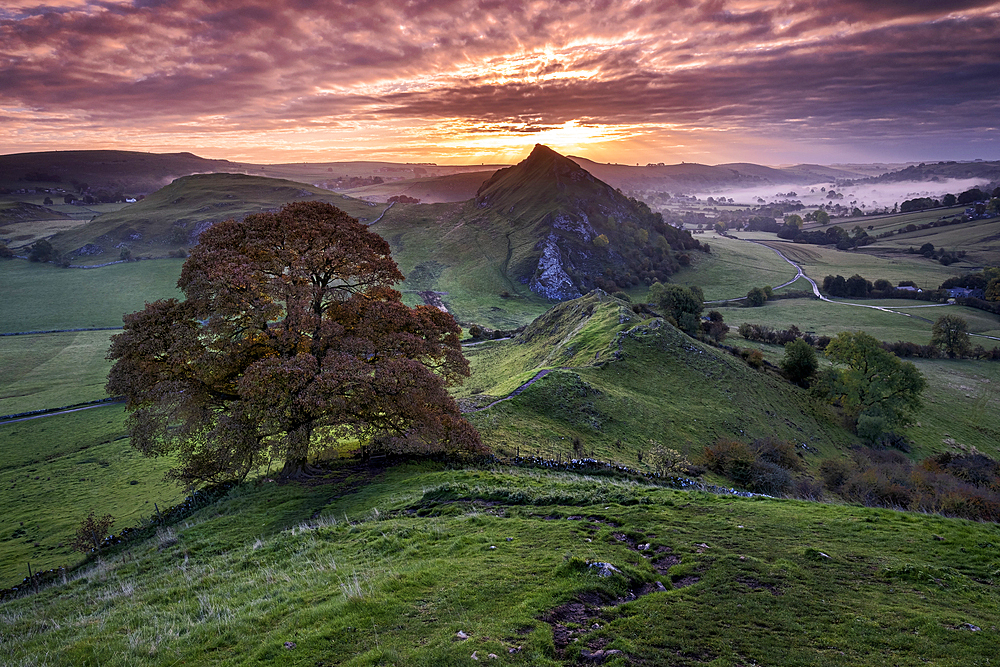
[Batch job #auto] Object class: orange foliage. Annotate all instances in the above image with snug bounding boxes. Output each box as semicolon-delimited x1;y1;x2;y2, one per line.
108;202;484;485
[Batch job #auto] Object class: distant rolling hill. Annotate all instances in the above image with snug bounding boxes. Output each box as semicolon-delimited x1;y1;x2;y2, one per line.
49;173;385;262
0;150;237;195
568;156;869;193
342;170;497;203
43;147;707;327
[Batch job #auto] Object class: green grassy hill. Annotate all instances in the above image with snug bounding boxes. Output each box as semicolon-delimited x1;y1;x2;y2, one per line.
48;173;385;263
3;461;998;666
458;291;855;463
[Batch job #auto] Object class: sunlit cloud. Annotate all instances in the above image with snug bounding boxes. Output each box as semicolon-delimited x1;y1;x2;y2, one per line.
1;0;999;164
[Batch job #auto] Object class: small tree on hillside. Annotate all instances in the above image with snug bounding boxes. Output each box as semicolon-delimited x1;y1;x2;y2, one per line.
780;338;818;387
746;287;767;307
648;282;703;335
931;315;971;358
70;512;115;555
820;331;926;438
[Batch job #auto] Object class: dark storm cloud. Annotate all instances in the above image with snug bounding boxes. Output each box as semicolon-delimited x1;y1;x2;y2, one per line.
1;0;999;159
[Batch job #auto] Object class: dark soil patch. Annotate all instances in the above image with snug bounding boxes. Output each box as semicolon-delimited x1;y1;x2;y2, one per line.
673;575;700;588
652;554;681;574
735;576;783;596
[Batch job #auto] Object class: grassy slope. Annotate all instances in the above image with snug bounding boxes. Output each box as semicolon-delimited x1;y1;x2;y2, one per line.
2;463;998;666
342;171;496;203
373;201;555;328
0;407;183;585
48;174;385;262
458;291;855;463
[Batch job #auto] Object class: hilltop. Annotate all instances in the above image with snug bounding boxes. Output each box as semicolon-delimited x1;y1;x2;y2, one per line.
47;173;385;262
472;144;704;300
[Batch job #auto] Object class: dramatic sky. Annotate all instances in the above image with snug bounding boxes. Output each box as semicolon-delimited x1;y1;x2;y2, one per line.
2;0;999;165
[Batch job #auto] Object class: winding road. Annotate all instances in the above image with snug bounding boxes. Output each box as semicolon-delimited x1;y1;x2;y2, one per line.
724;238;1000;342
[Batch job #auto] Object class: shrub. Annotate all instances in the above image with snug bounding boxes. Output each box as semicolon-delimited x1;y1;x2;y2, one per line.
751;437;801;471
819;458;854;492
69;512;115;554
780;339;818;387
647;442;700;476
701;438;798;495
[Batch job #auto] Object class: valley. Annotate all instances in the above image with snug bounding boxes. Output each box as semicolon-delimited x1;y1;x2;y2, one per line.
2;148;1000;665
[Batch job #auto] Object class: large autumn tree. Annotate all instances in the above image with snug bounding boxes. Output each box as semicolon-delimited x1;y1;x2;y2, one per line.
107;201;483;485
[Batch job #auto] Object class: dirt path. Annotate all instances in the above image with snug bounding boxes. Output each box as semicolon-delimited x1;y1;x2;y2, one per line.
0;400;123;425
465;368;562;413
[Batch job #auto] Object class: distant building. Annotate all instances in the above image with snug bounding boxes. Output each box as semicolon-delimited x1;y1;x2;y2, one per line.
944;287;984;299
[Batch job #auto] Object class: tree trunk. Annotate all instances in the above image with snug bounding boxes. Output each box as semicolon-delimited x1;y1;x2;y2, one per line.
278;423;314;479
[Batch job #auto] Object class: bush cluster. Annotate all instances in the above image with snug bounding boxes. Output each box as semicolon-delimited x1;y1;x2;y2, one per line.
819;449;1000;522
700;437;802;495
737;322;829;349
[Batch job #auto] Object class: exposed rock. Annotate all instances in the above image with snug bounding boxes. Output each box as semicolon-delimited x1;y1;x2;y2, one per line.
530;234;581;301
73;243;104;256
587;561;621;578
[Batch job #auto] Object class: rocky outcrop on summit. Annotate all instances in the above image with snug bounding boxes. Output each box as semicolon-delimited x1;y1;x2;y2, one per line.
475;144;704;300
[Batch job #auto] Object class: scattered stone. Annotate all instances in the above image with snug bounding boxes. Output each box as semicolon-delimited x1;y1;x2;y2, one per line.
933;535;945;541
580;648;624;663
962;623;981;632
588;562;621;577
456;630;469;640
283;641;296;650
506;537;513;541
471;650;479;660
509;646;522;654
488;654;498;660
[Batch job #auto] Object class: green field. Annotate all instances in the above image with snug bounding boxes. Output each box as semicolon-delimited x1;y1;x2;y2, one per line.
0;259;183;333
671;234;798;300
742;235;978;289
717;300;1000;344
0;330;115;415
0;408;183;585
2;462;999;666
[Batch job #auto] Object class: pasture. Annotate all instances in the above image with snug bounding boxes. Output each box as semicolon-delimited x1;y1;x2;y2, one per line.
0;258;183;333
0;330;115;415
740;234;977;289
716;300;1000;344
0;407;183;586
670;234;798;300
